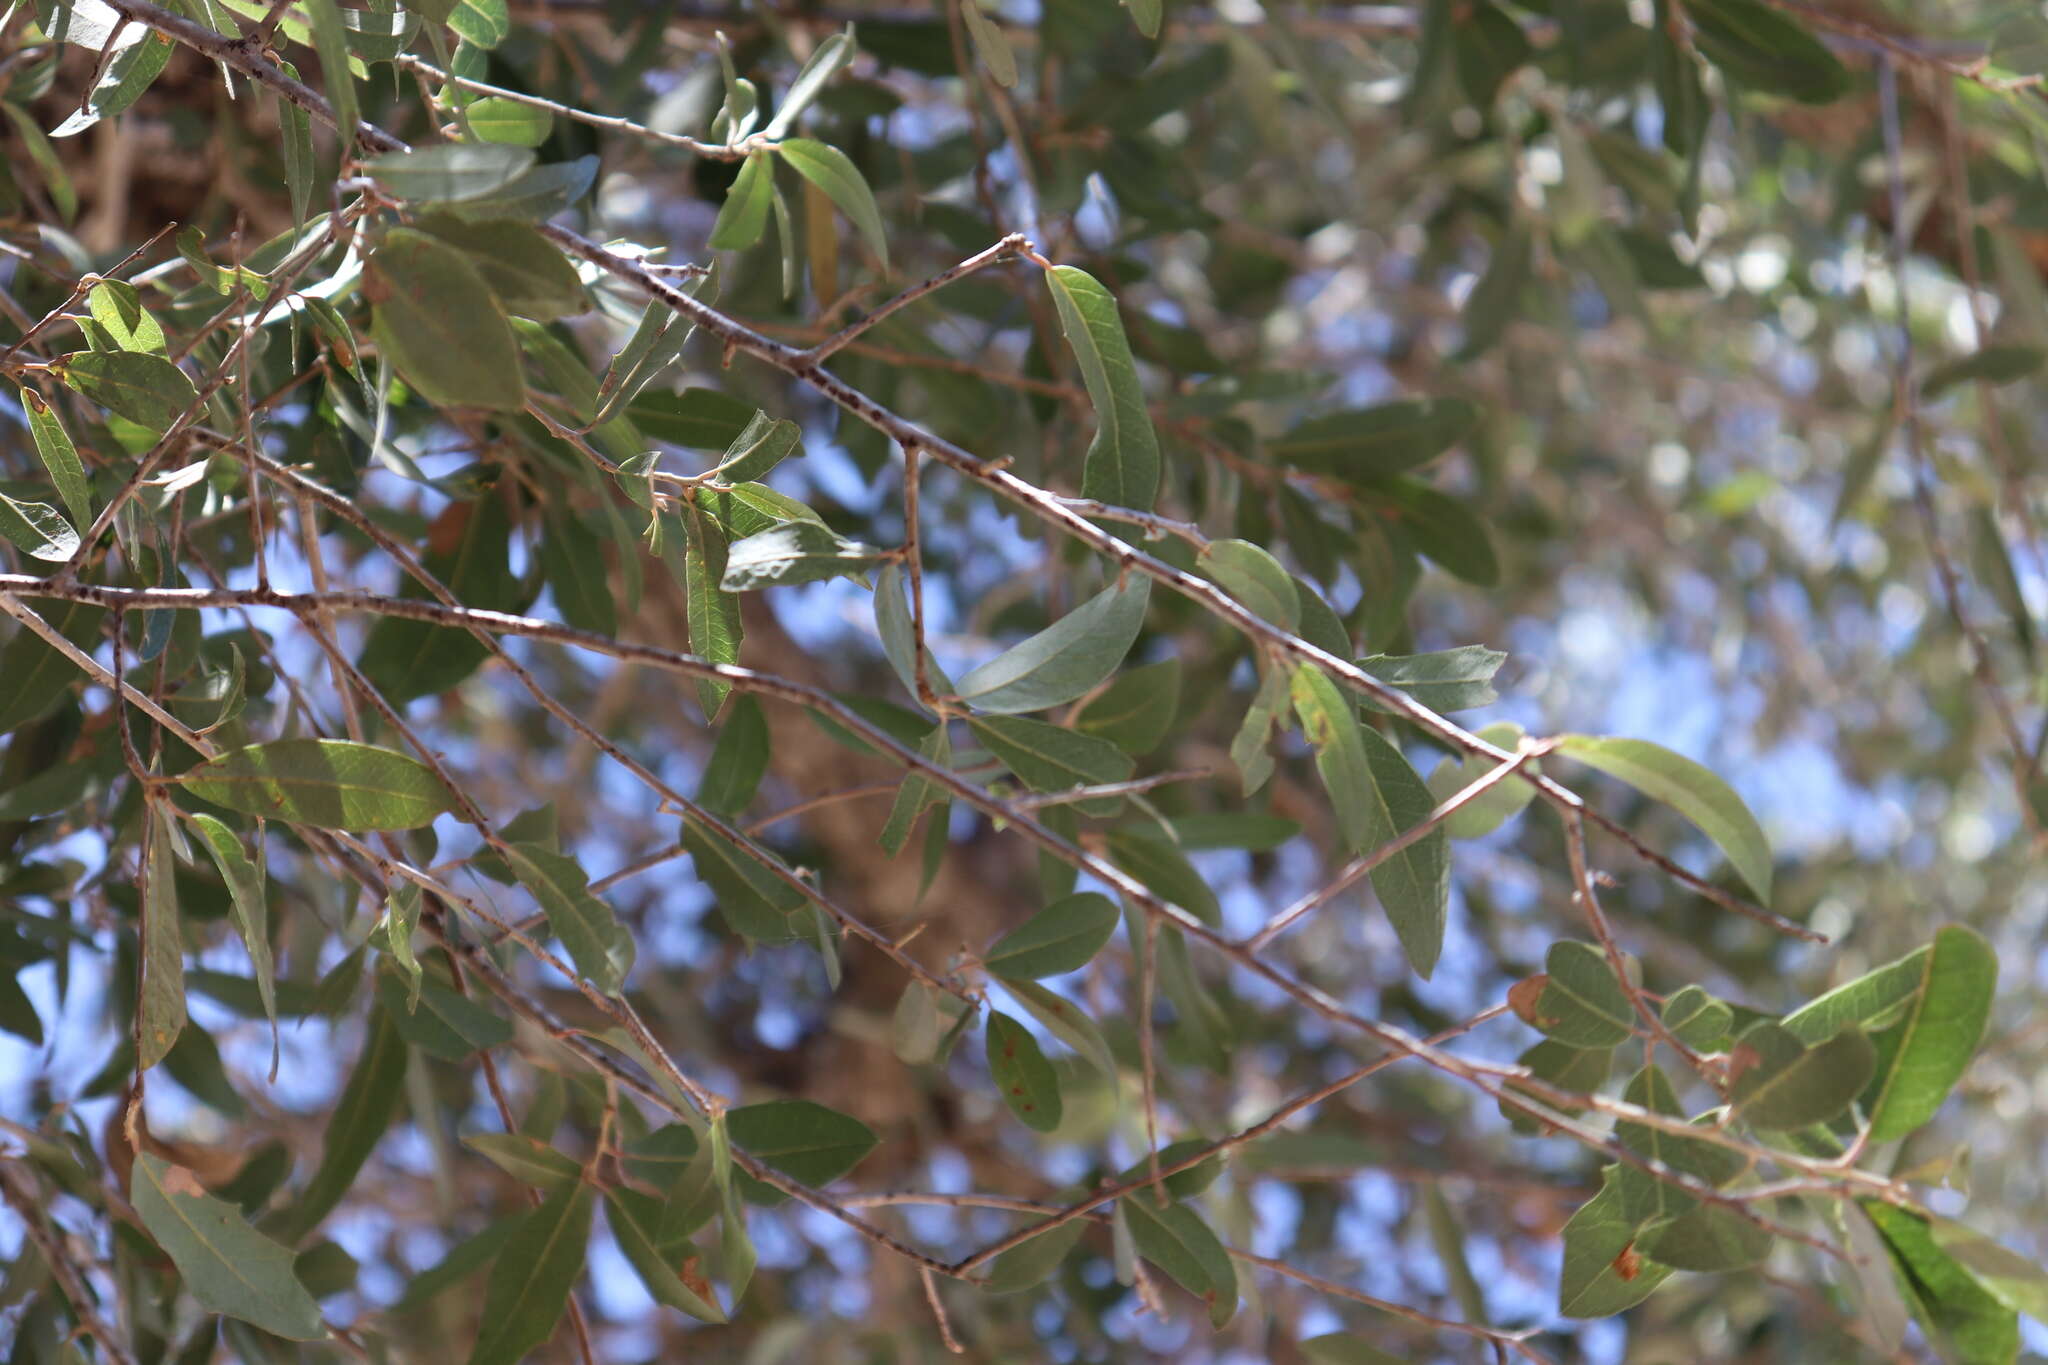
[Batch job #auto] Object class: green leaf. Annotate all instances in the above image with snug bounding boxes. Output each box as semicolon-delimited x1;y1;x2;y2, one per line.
1422;1182;1488;1327
1199;539;1298;629
1922;344;2044;397
1426;721;1539;839
412;215;586;319
1002;978;1118;1083
1557;1169;1674;1317
1302;1336;1407;1365
763;29;855;138
725;1099;878;1185
186;814;278;1075
0;490;77;563
1926;1217;2048;1323
1863;1203;2021;1365
967;715;1133;807
378;972;513;1060
1659;984;1733;1050
1556;734;1773;902
1292;665;1449;975
987;1218;1088;1293
1861;925;1996;1142
1104;827;1220;926
713;411;804;484
984;892;1121;980
20;388;93;530
367;227;526;411
1730;1020;1876;1129
466;96;554;146
1682;0;1851;104
0;601;101;740
1374;477;1498;585
1072;656;1180;754
303;0;357;157
777;139;889;269
436;155;598;222
986;1010;1062;1132
1639;1198;1773;1272
365;144;536;205
504;844;634;996
1358;645;1506;713
681;816;807;943
86;279;166;354
696;694;770;818
1456;220;1532;360
139;814;186;1070
720;519;882;590
276;1001;407;1242
1612;1065;1739;1224
674;501;743;720
1121;1195;1237;1327
1112;1139;1225;1200
605;1192;726;1324
133;1155;325;1340
1230;662;1289;796
462;1133;580;1191
174;739;453;831
710;153;774;251
50;26;172;136
465;1180;593;1365
1498;1038;1612;1133
956;578;1151;714
960;3;1019;86
879;722;952;857
1780;942;1931;1042
1269;398;1481;481
628;387;757;448
57;350;197;433
449;0;510;47
539;505;616;636
1045;265;1161;510
1531;941;1634;1049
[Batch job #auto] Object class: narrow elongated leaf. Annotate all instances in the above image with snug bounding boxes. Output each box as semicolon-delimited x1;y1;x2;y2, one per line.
1557;735;1773;902
1292;665;1449;975
1073;656;1180;754
175;739;453;831
378;973;513;1059
960;3;1019;86
139;814;186;1069
777;139;889;267
365;143;535;204
1199;538;1297;628
186;814;277;1074
988;1218;1087;1292
679;501;743;719
1003;978;1118;1083
606;1192;726;1323
1358;645;1506;713
504;844;634;995
367;228;525;411
1923;344;2045;397
985;893;1121;980
133;1155;324;1340
987;1010;1062;1132
466;1180;593;1365
725;1099;877;1186
1269;398;1481;480
57;350;196;432
720;519;881;590
764;30;855;138
1659;985;1733;1050
956;578;1151;714
276;1002;407;1242
0;491;77;562
1045;266;1160;510
1376;477;1499;585
968;715;1132;801
87;280;165;354
1683;0;1851;104
304;0;358;154
714;411;803;484
1781;942;1931;1042
466;96;554;146
1862;925;1996;1142
696;694;769;818
1303;1336;1406;1365
358;492;523;703
1105;827;1220;925
681;817;807;942
463;1133;580;1191
20;388;93;530
1426;720;1539;839
1121;1195;1237;1327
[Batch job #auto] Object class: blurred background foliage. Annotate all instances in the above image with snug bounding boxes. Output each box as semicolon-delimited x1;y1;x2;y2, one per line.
1;0;2046;1360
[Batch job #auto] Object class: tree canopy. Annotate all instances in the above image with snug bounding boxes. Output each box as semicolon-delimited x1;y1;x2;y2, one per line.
0;0;2044;1360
